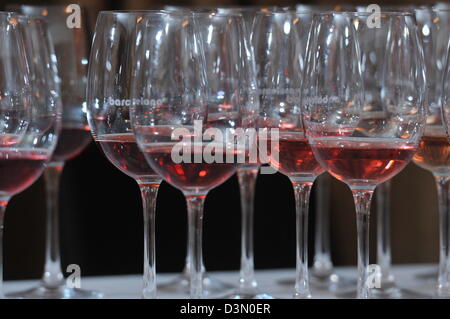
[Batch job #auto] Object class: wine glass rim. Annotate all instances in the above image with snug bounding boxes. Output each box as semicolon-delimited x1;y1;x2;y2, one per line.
98;10;166;15
413;5;450;12
17;4;85;9
98;10;244;18
313;11;415;16
191;11;245;17
15;14;47;23
254;10;314;15
217;6;277;11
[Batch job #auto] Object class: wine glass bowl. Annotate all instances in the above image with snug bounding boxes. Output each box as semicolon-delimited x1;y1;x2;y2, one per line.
17;5;92;165
0;20;30;148
51;127;92;163
0;14;61;195
444;56;450;141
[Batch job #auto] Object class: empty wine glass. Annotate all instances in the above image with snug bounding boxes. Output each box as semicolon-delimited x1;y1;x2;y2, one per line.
414;7;450;298
0;13;61;298
252;10;324;299
7;5;98;299
302;12;426;299
131;12;248;298
86;10;165;299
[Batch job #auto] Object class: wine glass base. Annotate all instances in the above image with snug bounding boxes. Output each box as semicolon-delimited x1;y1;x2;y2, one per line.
222;291;275;299
277;273;356;293
335;287;431;299
158;273;234;297
371;287;430;299
6;285;104;299
310;273;356;292
415;269;438;281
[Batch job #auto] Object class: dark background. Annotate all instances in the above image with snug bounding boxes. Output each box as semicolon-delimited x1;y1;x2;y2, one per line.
0;0;442;280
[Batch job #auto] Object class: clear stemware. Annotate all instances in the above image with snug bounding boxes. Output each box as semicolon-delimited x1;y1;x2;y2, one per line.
0;13;61;298
302;12;426;299
252;10;324;298
130;12;250;298
7;5;99;299
414;7;450;298
86;10;166;299
275;4;358;293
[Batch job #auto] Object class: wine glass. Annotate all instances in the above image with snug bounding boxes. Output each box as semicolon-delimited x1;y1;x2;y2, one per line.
131;11;248;298
160;6;271;299
252;10;324;299
414;7;450;298
302;12;426;299
352;7;425;299
157;6;267;297
207;7;265;299
7;5;98;299
156;5;235;297
158;6;240;297
144;7;234;296
0;13;61;298
86;10;165;299
275;4;357;293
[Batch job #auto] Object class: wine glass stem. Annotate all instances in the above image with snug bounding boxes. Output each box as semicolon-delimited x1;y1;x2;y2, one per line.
139;183;160;299
186;194;206;299
292;181;313;298
181;235;206;280
434;175;450;297
313;174;333;277
353;189;374;299
42;162;65;289
0;199;8;299
237;167;259;293
376;180;395;285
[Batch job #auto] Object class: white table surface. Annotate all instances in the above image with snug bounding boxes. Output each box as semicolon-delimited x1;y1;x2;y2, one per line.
3;264;438;299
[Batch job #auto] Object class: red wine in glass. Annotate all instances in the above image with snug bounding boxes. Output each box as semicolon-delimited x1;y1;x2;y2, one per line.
51;126;92;162
269;132;324;178
0;148;49;197
143;142;237;193
413;126;450;175
311;137;417;187
97;133;159;182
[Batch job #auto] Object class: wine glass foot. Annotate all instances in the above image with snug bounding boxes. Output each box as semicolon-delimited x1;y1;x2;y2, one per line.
371;286;430;299
415;268;438;281
6;285;104;299
277;272;356;293
222;291;275;299
310;273;356;292
158;273;234;296
335;286;431;299
293;291;312;299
